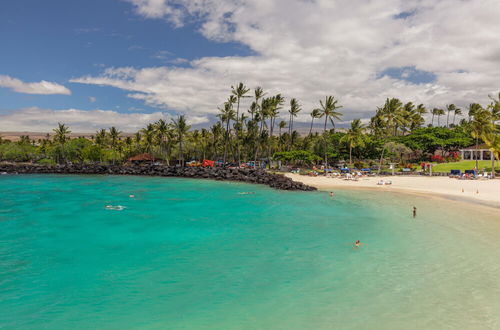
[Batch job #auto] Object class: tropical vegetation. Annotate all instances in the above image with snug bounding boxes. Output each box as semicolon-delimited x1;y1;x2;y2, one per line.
1;85;498;176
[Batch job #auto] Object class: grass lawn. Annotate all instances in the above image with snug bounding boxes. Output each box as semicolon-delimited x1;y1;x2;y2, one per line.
431;160;499;173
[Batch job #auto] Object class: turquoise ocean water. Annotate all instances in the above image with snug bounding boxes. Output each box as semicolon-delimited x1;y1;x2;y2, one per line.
1;175;499;329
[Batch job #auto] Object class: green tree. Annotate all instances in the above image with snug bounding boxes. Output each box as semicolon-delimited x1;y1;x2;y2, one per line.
316;96;343;166
287;98;301;149
172;115;191;166
154;119;173;165
446;104;457;128
52;123;71;163
470;108;492;170
452;107;462;126
377;98;403;135
108;127;121;164
232;82;250;163
218;101;236;163
309;108;321;135
340;119;365;165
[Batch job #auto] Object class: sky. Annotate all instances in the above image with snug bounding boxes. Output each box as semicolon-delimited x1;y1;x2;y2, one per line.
0;0;499;132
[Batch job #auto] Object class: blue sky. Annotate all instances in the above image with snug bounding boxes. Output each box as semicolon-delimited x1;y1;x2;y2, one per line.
0;0;498;132
0;0;249;114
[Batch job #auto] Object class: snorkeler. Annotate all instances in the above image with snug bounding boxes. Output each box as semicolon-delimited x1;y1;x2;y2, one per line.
413;206;417;218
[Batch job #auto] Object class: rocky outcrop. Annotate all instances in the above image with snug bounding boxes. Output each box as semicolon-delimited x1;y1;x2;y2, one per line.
0;163;317;191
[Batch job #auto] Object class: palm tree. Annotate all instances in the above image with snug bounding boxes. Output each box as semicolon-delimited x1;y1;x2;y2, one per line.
154;119;172;165
340;119;365;165
377;98;402;135
232;82;250;122
251;87;265;122
171;115;191;166
452;107;462;126
470;108;492;170
287;98;301;149
95;128;107;162
309;109;321;135
53;123;71;163
265;95;284;166
210;122;223;160
232;83;250;164
468;103;482;122
316;96;343;166
409;103;426;131
278;120;287;151
287;98;300;135
248;101;259;121
133;132;142;152
369;114;386;136
431;108;444;126
446;104;457;128
317;96;343;133
217;102;236;163
436;108;445;126
108;127;121;165
141;124;156;153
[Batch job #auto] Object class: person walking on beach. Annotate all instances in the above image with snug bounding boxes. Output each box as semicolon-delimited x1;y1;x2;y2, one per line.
413;206;417;218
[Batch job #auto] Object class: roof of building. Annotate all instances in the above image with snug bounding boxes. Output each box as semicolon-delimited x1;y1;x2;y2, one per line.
128;153;156;161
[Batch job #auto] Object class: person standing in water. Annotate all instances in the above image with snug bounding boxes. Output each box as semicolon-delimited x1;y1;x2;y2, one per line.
413;206;417;218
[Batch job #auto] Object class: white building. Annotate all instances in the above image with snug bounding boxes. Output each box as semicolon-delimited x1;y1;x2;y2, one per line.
459;144;494;161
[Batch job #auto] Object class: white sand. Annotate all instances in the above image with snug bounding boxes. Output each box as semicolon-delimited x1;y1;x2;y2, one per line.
286;173;500;208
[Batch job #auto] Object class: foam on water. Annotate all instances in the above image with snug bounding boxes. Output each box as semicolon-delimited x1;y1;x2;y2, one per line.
1;175;499;329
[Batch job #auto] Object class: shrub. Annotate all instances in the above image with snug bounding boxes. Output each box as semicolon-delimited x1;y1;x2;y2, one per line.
37;158;56;165
431;155;445;163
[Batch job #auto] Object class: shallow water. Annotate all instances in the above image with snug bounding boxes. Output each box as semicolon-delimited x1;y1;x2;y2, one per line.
1;175;499;329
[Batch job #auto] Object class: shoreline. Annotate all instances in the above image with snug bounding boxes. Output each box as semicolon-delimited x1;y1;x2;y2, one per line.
285;173;500;210
0;163;317;191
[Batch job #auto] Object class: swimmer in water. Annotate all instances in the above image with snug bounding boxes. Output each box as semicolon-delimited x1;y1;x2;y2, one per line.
354;240;361;248
329;192;334;197
105;205;125;211
413;206;417;218
129;194;135;198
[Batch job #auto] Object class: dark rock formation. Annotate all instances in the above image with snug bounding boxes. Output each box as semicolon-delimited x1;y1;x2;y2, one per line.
0;163;317;191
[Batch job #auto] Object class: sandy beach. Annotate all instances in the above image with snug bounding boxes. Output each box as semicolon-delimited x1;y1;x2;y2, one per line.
286;174;500;208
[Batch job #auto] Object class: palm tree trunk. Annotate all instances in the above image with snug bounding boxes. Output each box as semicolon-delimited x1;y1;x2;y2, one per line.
431;114;435;126
223;120;230;164
475;136;479;171
180;139;184;167
378;146;385;175
349;145;353;166
446;111;450;127
309;117;314;135
236;99;241;165
324;115;328;167
453;113;456;126
491;153;495;179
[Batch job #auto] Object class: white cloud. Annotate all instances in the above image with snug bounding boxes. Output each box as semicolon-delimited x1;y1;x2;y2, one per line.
73;0;499;124
127;0;184;26
0;75;71;95
0;107;208;132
